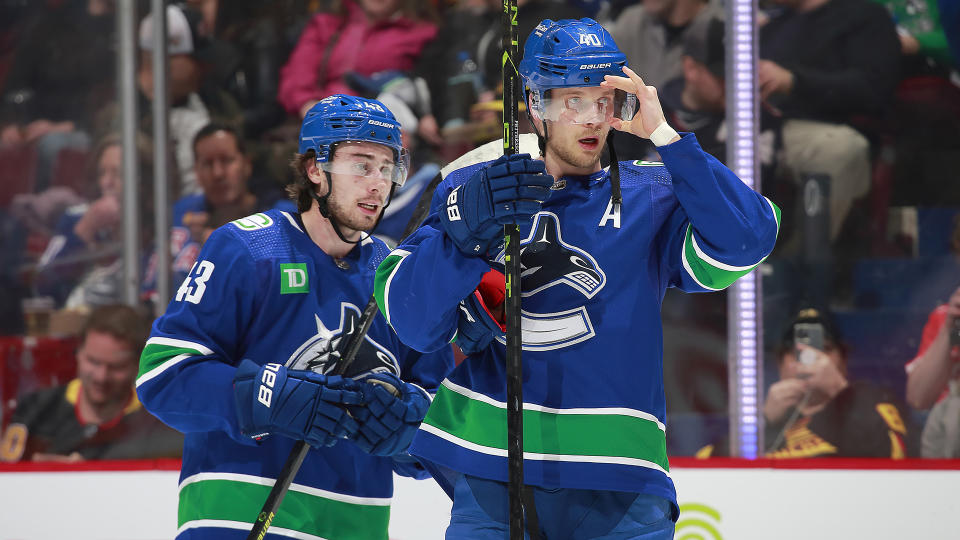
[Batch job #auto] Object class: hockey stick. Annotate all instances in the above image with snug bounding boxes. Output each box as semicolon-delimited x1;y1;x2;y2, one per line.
500;0;527;538
245;171;443;540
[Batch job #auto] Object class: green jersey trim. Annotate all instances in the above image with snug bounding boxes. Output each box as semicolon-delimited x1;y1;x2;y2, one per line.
374;249;410;326
136;338;214;387
176;520;327;540
177;472;390;539
681;197;781;291
421;380;670;473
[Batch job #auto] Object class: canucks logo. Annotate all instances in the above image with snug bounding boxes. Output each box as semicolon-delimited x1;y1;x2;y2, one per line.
286;302;400;378
495;212;606;351
520;213;605;298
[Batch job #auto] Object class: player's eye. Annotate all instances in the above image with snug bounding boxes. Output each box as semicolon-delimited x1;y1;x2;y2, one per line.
565;97;582;109
351;162;371;176
379;165;395;178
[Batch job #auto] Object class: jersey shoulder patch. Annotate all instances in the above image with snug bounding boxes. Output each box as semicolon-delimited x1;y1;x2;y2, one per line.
230;212;276;231
619;159;672;188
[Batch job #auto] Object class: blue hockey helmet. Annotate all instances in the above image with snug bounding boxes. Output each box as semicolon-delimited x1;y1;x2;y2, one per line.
519;18;636;123
298;94;409;186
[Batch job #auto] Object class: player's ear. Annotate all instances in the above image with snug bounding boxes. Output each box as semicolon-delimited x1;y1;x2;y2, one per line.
306;159;324;186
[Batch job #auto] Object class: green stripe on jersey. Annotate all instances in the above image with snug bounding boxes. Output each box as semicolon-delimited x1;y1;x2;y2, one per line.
681;197;780;291
374;251;408;325
138;339;212;380
178;477;390;540
423;382;669;471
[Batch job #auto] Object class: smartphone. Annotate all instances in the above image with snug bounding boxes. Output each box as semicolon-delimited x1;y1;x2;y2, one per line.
793;322;825;366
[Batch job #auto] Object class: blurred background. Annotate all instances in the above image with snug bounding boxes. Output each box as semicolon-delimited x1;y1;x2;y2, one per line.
0;0;958;472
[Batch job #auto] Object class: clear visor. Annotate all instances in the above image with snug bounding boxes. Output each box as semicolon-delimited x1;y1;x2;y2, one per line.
320;141;410;187
538;89;637;125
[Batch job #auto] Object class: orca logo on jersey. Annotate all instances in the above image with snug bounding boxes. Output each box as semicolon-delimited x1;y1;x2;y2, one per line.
519;213;605;298
493;212;606;351
285;302;400;379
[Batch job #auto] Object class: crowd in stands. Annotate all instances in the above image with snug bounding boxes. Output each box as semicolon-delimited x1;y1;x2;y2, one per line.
0;0;959;460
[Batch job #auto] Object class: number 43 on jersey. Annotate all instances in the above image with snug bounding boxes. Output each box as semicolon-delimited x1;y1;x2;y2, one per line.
176;260;215;304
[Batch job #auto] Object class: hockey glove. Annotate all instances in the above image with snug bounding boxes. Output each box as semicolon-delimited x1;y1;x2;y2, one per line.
440;153;553;256
350;372;431;456
456;269;506;355
233;359;364;448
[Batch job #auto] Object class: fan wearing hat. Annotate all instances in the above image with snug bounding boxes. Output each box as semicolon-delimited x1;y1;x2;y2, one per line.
659;14;780;171
699;308;915;459
137;3;241;197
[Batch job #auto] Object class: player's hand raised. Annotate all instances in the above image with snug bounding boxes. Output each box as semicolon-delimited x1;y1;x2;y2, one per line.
601;66;680;145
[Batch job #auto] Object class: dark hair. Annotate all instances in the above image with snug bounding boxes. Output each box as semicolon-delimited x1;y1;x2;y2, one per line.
192;122;247;159
80;304;151;359
287;150;318;213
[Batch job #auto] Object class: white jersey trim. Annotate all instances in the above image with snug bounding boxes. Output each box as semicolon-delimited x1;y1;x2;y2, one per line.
441;379;666;432
178;472;392;506
135;338;215;388
419;423;671;476
382;249;410;325
281;210;303;232
176;520;328;540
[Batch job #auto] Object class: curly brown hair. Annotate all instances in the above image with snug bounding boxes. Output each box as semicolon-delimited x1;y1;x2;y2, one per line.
287;150;319;213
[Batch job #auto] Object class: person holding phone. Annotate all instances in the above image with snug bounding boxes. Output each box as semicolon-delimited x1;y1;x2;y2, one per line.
699;308;916;458
765;308;914;458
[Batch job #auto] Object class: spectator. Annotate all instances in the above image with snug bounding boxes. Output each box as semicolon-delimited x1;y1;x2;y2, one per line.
702;308;915;458
759;0;901;245
277;0;439;119
35;133;156;308
189;0;289;139
0;0;116;192
905;285;960;411
136;3;242;196
169;123;294;287
610;0;721;91
372;88;442;245
913;293;960;456
660;13;779;171
874;0;953;71
0;304;182;462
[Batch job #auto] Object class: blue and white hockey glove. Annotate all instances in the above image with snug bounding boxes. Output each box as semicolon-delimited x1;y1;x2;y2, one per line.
440;153;553;256
456;269;506;355
349;372;431;457
233;359;364;448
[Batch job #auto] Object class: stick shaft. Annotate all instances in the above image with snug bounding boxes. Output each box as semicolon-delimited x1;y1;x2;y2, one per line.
501;0;525;538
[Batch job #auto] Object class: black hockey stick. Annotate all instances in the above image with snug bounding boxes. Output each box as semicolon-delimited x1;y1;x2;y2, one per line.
501;0;528;539
245;171;444;540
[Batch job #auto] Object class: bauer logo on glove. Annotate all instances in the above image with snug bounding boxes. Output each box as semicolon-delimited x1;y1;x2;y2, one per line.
233;359;365;448
439;153;553;257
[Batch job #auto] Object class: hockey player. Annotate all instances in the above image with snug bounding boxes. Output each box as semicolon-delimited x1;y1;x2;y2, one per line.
136;94;453;539
374;18;780;538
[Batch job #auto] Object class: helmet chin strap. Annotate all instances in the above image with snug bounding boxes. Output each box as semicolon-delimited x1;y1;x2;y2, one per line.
310;170;395;245
606;129;623;211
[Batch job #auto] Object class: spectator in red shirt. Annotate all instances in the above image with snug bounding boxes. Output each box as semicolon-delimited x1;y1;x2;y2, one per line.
905;286;960;410
277;0;438;119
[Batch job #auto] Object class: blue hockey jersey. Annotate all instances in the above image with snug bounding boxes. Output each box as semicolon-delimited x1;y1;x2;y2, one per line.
137;209;453;540
374;133;780;505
